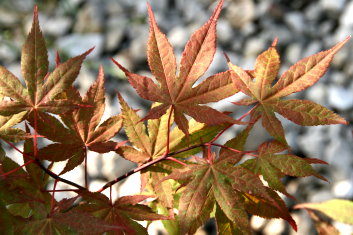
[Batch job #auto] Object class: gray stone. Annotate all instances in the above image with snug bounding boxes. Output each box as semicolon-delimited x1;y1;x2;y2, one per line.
74;0;105;33
285;43;302;64
340;1;353;26
298;126;328;158
175;0;209;24
74;66;96;94
305;2;323;22
320;0;346;12
42;17;72;36
217;19;233;44
330;71;347;85
0;43;18;64
0;9;18;27
168;26;189;49
240;22;256;37
309;190;333;203
328;85;353;110
263;219;285;235
128;26;148;62
9;0;34;12
302;41;322;58
105;16;127;51
244;37;266;57
226;0;255;28
105;0;124;16
285;12;305;33
306;83;327;105
325;139;353;181
57;34;104;59
333;180;353;198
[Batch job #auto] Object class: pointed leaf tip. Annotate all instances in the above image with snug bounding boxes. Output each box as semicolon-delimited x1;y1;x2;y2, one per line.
111;58;129;74
223;52;231;63
271;37;278;47
33;5;38;17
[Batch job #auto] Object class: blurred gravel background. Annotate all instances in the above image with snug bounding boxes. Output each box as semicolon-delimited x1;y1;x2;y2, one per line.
1;0;353;234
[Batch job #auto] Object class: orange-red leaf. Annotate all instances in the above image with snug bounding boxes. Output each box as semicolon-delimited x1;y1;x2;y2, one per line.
270;36;350;99
114;0;238;136
268;99;348;125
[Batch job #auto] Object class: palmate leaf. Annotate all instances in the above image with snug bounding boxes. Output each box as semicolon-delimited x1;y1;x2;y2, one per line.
113;0;240;136
164;152;297;234
229;37;350;144
0;6;92;121
0;111;28;142
242;141;327;197
117;94;226;210
75;192;168;235
34;66;123;174
0;156;120;235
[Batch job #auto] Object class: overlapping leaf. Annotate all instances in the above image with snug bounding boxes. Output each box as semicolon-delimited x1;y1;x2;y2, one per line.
295;199;353;225
242;141;327;197
113;0;239;136
117;94;225;164
229;37;350;144
163;151;297;234
0;156;120;235
0;110;28;142
34;66;123;174
0;6;92;121
117;94;226;211
75;192;169;235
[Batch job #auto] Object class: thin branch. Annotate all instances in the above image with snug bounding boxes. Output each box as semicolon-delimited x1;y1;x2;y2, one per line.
165;106;174;154
2;140;86;190
42;189;81;193
211;143;258;157
0;159;35;176
84;149;88;188
51;179;58;213
237;104;259;122
96;143;204;193
165;157;187;166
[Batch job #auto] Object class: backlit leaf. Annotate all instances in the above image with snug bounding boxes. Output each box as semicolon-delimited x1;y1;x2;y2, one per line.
113;0;239;136
295;199;353;225
229;37;350;144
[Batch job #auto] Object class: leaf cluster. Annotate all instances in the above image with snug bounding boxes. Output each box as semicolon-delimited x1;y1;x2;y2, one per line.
0;1;351;234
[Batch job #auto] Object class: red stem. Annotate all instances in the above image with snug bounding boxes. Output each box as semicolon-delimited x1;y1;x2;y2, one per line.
3;139;85;190
0;159;35;176
51;179;58;213
211;143;258;157
237;104;259;122
43;189;81;192
165;157;187;166
84;149;88;188
109;186;113;205
165;106;174;154
209;124;233;143
33;110;38;157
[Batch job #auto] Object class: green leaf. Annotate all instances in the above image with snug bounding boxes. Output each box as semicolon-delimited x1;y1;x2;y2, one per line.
6;203;33;218
295;199;353;225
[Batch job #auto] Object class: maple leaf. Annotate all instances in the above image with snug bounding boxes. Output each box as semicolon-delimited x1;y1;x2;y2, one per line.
33;66;123;174
75;192;169;235
117;94;226;211
163;152;297;234
0;155;119;235
0;110;28;143
228;37;350;144
0;6;92;121
241;140;327;198
112;0;239;136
